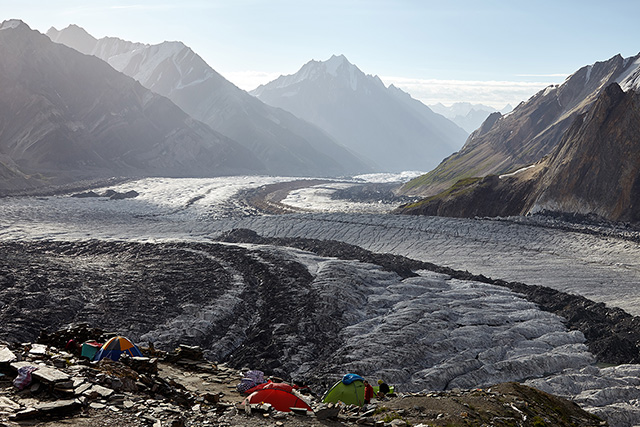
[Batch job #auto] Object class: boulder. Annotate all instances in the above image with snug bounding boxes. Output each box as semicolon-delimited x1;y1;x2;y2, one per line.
0;346;17;364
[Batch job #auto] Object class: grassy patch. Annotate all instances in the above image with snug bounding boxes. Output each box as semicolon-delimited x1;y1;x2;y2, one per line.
401;176;482;210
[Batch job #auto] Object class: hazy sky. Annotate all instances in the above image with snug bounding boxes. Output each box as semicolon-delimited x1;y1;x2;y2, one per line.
4;0;640;108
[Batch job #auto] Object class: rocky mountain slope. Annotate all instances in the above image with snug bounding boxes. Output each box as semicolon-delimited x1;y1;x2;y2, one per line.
402;52;640;196
0;20;263;193
396;83;640;224
251;55;468;172
47;25;371;177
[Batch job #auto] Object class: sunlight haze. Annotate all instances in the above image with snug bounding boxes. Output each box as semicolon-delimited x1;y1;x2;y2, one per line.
3;0;640;108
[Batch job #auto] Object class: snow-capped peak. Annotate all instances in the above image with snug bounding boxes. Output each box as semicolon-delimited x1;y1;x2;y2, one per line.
324;54;350;77
254;54;378;94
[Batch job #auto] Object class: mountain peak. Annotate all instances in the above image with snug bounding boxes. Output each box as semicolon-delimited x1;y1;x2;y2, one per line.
46;24;98;55
251;55;468;172
0;19;30;31
324;54;351;75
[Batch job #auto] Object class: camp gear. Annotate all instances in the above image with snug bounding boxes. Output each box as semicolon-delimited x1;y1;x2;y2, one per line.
236;370;265;392
13;365;38;390
341;373;363;385
93;336;142;361
245;380;295;394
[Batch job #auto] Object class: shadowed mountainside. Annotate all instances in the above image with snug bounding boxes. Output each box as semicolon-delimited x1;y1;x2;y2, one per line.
47;24;372;177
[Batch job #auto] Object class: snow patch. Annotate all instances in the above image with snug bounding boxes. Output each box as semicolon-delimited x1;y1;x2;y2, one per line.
499;164;536;179
617;56;640;92
0;19;24;30
353;171;426;183
542;85;557;97
281;183;397;214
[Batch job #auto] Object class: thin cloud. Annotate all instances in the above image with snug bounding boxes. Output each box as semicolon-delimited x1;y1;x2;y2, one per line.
380;76;561;109
225;71;563;109
224;70;284;91
516;73;570;77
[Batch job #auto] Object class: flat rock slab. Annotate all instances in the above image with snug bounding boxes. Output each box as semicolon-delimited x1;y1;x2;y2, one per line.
83;384;114;399
0;396;21;411
29;344;47;356
11;361;70;384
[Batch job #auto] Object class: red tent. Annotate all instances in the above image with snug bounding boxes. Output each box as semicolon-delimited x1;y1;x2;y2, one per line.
264;382;294;393
244;381;295;394
245;388;312;412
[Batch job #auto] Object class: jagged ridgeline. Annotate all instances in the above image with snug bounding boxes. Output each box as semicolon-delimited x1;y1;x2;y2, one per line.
46;24;373;177
396;82;640;224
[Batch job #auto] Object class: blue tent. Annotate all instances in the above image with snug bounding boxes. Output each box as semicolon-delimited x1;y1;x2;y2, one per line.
94;336;143;361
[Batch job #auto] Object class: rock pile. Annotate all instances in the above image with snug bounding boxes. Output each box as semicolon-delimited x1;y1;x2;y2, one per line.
71;189;139;200
0;329;244;426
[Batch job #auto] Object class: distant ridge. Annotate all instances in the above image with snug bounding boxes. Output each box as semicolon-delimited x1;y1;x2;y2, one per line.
251;54;468;172
0;20;263;193
429;102;512;133
47;25;372;177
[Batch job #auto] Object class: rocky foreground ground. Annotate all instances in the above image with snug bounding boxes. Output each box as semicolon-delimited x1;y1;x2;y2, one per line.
0;325;606;427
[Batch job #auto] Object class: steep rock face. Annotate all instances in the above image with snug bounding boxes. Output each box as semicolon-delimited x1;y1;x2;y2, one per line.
534;83;640;223
47;25;371;177
402;53;640;196
251;55;468;172
396;83;640;224
0;21;263;190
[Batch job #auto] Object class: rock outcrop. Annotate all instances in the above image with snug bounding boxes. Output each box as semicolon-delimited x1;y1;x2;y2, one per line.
0;336;606;427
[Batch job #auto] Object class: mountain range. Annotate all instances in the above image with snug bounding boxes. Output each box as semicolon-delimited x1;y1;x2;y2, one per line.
0;20;263;193
397;82;640;224
46;24;371;178
251;54;469;172
402;53;640;198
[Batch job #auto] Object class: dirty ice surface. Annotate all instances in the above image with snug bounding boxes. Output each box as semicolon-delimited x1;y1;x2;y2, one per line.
1;176;639;315
2;175;640;426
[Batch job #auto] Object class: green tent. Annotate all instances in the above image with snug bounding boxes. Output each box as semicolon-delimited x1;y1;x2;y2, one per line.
322;374;365;406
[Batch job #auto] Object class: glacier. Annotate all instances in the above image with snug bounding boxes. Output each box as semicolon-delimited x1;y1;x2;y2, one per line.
2;175;640;426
